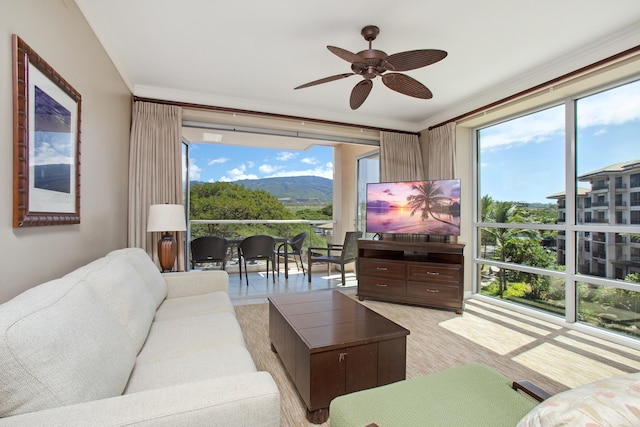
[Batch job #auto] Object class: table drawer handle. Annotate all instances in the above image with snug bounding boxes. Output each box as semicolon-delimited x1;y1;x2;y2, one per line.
376;267;388;271
426;271;440;276
376;283;388;287
426;289;439;293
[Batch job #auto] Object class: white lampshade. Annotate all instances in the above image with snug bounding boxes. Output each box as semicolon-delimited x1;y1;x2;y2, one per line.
147;204;187;232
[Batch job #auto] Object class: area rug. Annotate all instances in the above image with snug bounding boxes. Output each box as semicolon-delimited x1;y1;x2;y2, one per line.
234;291;640;426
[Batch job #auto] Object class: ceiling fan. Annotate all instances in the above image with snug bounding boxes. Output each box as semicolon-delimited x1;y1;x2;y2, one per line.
294;25;447;110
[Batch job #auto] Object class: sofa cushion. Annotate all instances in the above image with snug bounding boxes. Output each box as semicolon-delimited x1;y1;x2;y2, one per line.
517;372;640;427
67;250;157;352
0;278;137;417
109;248;168;307
136;312;247;364
124;345;257;393
155;291;235;321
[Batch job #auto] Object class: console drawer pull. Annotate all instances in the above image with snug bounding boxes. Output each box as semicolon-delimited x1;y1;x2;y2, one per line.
426;289;439;293
376;283;388;287
426;271;439;275
376;267;388;271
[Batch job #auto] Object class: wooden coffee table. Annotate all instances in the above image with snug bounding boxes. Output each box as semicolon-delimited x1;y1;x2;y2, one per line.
268;290;409;423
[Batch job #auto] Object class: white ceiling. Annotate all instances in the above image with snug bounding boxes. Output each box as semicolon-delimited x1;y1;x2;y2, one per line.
74;0;640;133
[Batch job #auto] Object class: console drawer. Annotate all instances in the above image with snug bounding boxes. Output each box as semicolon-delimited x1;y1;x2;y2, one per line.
407;264;460;284
358;276;406;296
358;258;405;279
406;281;461;302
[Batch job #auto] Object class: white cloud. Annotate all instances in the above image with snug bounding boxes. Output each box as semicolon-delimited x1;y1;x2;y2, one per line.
480;80;640;152
33;135;72;165
276;151;297;161
265;164;333;180
189;158;202;180
259;164;280;174
301;157;318;164
208;157;228;165
577;82;640;128
219;164;258;181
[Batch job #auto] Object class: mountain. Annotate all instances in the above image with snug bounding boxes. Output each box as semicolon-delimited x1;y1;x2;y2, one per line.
235;176;332;205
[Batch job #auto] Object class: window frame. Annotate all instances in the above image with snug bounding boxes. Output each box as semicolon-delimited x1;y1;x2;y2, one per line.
471;74;640;346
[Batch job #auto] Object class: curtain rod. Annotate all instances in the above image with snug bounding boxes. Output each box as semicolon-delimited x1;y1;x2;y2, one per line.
428;44;640;131
132;96;420;136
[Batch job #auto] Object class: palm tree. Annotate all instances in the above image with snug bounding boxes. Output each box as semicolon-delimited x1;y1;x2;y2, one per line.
406;181;457;227
482;201;536;298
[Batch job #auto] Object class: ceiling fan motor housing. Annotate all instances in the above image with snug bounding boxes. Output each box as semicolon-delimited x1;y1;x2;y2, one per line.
352;49;388;78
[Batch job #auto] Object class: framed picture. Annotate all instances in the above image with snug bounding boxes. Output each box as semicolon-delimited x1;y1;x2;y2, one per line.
12;35;81;227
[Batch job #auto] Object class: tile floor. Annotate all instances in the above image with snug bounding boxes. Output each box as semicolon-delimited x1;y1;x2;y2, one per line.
224;264;357;305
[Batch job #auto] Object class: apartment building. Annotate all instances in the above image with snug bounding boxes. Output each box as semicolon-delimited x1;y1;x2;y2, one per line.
550;160;640;279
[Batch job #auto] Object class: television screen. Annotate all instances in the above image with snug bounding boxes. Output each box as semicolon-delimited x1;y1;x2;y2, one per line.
366;179;461;236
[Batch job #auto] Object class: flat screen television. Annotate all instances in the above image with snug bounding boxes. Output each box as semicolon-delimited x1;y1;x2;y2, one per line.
365;179;461;236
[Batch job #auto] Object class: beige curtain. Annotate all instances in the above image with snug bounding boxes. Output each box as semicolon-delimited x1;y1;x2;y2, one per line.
379;131;425;182
128;101;185;271
427;122;456;179
379;131;425;242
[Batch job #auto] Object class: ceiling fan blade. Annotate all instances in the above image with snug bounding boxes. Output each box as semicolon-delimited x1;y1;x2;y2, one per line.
327;45;367;64
385;49;447;71
294;73;355;90
382;73;433;99
350;79;373;110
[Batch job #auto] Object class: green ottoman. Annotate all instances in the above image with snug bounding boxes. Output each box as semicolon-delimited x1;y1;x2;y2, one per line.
329;363;539;427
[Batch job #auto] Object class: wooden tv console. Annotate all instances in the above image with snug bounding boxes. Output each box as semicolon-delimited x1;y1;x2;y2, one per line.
357;239;465;313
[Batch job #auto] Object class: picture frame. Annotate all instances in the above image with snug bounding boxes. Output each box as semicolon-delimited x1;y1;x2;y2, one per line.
12;34;81;227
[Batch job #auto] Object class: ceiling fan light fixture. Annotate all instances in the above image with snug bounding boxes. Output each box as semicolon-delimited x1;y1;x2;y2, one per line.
294;25;446;109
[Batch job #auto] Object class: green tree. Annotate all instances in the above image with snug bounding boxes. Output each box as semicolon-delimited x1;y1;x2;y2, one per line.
295;204;332;220
501;238;555;299
482;201;536;298
190;182;297;238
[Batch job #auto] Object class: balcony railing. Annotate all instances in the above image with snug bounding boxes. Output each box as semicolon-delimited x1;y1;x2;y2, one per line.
190;219;335;237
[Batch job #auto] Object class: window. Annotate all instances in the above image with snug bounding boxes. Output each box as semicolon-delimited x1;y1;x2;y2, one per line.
475;78;640;340
356;150;380;236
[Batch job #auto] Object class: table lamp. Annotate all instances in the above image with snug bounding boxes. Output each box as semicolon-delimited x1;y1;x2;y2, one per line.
147;204;186;272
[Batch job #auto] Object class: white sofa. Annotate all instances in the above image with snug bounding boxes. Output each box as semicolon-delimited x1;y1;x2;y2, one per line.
0;248;280;426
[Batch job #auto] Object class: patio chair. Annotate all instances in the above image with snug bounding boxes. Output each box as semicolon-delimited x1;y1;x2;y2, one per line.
275;232;307;276
307;231;362;284
239;235;276;286
190;236;229;270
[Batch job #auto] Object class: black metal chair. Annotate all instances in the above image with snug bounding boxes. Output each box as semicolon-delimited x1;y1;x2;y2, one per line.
308;231;362;284
275;232;307;276
190;236;229;270
239;235;276;286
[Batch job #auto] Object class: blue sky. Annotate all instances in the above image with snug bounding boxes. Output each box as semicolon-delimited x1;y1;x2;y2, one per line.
479;79;640;204
188;143;334;182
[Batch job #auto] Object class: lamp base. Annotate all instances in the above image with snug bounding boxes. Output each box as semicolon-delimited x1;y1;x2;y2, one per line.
158;232;177;272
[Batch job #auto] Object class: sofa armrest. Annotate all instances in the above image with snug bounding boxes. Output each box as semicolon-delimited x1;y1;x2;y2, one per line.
0;372;280;427
512;380;552;402
162;271;229;299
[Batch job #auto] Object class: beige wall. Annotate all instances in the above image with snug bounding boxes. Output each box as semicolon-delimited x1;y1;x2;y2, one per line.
333;143;374;244
0;0;131;303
